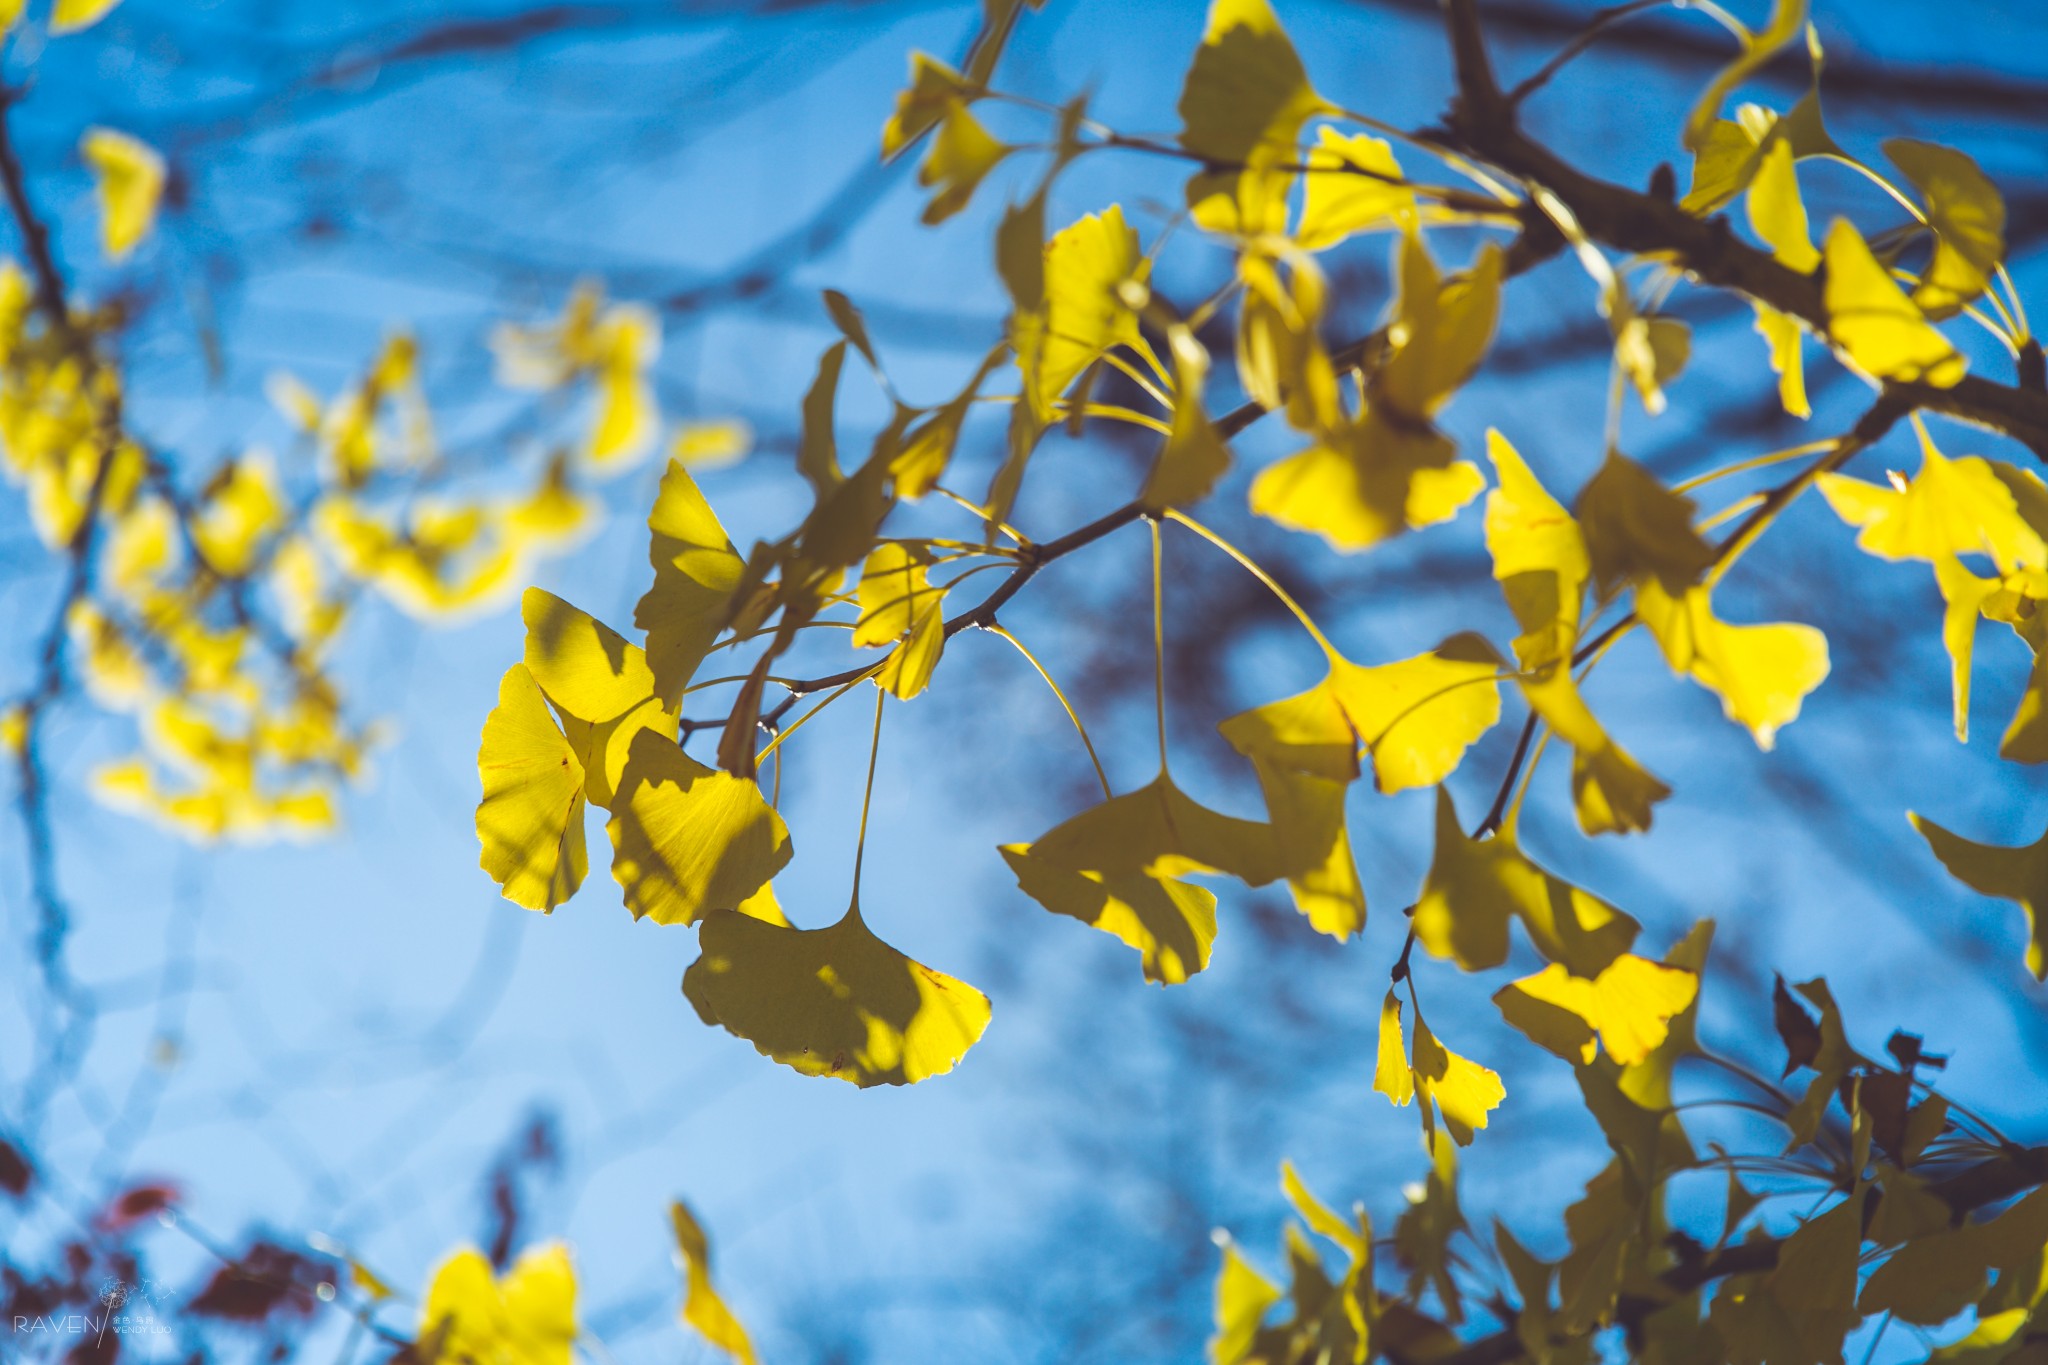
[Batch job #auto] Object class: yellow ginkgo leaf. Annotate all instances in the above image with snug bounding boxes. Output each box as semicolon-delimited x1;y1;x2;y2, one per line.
1001;773;1283;984
1378;235;1505;422
1574;449;1714;598
1331;635;1502;792
51;0;123;31
1141;328;1232;511
1821;218;1966;389
672;418;752;470
476;665;587;913
606;729;791;926
1911;812;2048;980
1614;313;1691;417
1211;1238;1283;1365
881;52;972;161
587;305;659;469
1373;989;1414;1107
919;100;1009;225
1934;556;1999;742
1634;577;1829;750
853;544;941;647
1815;433;2044;574
521;588;659;725
1296;128;1413;251
1017;206;1147;422
669;1202;757;1365
634;460;746;705
1249;412;1485;553
1176;0;1326;236
1753;303;1810;419
419;1243;576;1365
683;902;991;1086
1495;956;1698;1067
1411;1015;1505;1148
80;128;165;262
192;451;285;577
1885;138;2006;319
1682;0;1805;151
1413;787;1641;976
1746;138;1818;273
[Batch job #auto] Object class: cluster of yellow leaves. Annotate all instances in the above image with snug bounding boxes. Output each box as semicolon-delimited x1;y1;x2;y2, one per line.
475;469;991;1087
492;283;662;470
1819;424;2048;755
415;1245;577;1365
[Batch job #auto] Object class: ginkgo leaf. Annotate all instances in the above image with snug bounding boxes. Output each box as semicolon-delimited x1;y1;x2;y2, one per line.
1745;138;1818;273
1296;128;1414;251
1495;957;1698;1067
1885;138;2006;319
476;665;587;913
669;1202;756;1365
1001;773;1282;984
1709;1192;1860;1365
1413;788;1640;976
80;128;165;262
1821;218;1966;388
51;0;123;33
1575;450;1714;598
1141;329;1232;511
1211;1238;1283;1365
853;544;941;647
1177;0;1326;236
1815;434;2044;574
882;52;973;160
419;1243;577;1365
193;451;286;577
1249;412;1486;553
1378;236;1505;422
606;729;791;926
586;305;659;469
1682;0;1805;151
1752;303;1810;419
1374;990;1414;1107
523;588;659;725
919;100;1009;225
1411;1014;1506;1148
672;419;752;471
1911;812;2048;980
1245;762;1364;938
1614;313;1691;417
635;461;746;706
683;903;991;1086
1019;206;1147;422
1634;577;1828;750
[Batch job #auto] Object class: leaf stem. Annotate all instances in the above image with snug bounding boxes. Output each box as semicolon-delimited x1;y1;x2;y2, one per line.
850;685;885;904
986;623;1112;800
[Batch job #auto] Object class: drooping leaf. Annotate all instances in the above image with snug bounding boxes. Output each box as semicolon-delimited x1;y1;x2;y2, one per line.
1177;0;1326;236
669;1203;756;1365
1210;1238;1283;1365
1249;411;1485;552
80;128;165;262
919;101;1010;224
1911;811;2048;980
1141;328;1233;511
1493;956;1698;1067
634;461;747;706
1753;303;1811;420
476;665;588;913
1885;138;2006;320
1745;138;1818;273
1821;217;1966;388
1634;577;1828;751
607;729;792;926
684;902;990;1086
1001;773;1283;983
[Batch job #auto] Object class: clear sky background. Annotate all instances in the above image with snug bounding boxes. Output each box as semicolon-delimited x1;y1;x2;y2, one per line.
3;1;2048;1361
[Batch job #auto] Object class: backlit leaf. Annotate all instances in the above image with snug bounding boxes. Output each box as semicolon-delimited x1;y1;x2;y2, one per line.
1296;128;1413;251
1634;577;1828;750
669;1203;756;1365
476;665;587;913
1821;217;1966;388
1752;303;1810;419
1177;0;1325;236
1911;811;2048;980
1885;138;2006;319
80;128;165;262
919;100;1010;224
1211;1239;1283;1365
1575;449;1714;598
1682;0;1805;151
419;1244;576;1365
684;903;990;1086
1745;139;1818;273
1249;412;1485;552
607;729;792;926
1494;956;1698;1067
634;461;746;706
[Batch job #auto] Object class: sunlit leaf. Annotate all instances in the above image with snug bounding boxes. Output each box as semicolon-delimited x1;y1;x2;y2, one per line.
1016;206;1147;422
684;902;990;1086
919;100;1010;224
1177;0;1326;236
1634;577;1828;750
607;729;792;926
1410;1014;1505;1148
1745;138;1818;273
419;1244;576;1365
193;451;286;577
669;1203;756;1365
1815;432;2044;574
1575;449;1713;598
1249;412;1485;552
1682;0;1806;151
1374;990;1414;1107
1495;956;1698;1067
80;128;165;262
51;0;123;32
1001;773;1282;983
1752;303;1810;419
1911;811;2048;980
635;461;746;706
1142;329;1232;511
476;665;587;913
1210;1238;1283;1365
1821;217;1966;388
1296;128;1413;251
882;52;973;160
1885;138;2006;319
